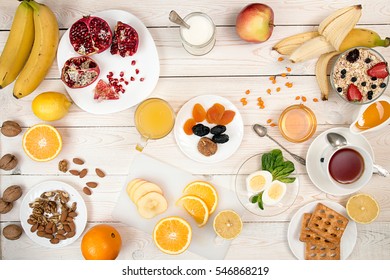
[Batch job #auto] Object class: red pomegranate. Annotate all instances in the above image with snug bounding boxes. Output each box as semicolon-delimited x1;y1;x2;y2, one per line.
94;79;120;100
110;21;139;57
61;56;100;88
69;16;112;55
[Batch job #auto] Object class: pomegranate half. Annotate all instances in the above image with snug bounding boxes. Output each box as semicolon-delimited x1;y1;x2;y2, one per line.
69;16;112;55
61;56;100;88
110;21;139;57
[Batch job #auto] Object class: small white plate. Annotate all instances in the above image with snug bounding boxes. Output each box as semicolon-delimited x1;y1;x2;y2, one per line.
306;127;374;196
174;95;244;163
57;10;160;114
287;200;357;260
20;181;87;248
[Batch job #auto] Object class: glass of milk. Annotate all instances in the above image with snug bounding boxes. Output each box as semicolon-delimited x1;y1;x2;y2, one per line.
179;12;216;56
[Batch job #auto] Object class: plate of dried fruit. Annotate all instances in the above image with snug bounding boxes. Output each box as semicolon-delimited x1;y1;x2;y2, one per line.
20;181;87;248
57;10;160;114
174;95;244;163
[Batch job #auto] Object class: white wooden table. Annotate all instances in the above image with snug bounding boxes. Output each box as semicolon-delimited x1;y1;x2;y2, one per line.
1;0;389;260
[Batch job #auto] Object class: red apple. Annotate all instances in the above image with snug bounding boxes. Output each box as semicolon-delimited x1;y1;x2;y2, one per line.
236;3;274;43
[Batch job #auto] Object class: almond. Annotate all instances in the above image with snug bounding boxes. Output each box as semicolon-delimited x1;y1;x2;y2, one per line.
95;168;105;178
83;187;92;196
79;168;88;178
86;182;98;188
69;169;80;176
73;158;84;165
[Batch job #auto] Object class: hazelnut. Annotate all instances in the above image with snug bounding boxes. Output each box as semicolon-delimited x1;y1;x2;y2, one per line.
0;154;18;171
1;121;22;137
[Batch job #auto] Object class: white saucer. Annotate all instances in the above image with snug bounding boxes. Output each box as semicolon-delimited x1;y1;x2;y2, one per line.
306;127;374;196
287;200;357;260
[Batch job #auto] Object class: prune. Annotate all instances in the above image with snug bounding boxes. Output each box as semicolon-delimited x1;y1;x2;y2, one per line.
192;124;210;137
210;125;226;135
346;49;359;63
212;134;229;144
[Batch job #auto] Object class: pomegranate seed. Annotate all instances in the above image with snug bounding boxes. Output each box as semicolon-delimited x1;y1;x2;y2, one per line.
121;88;125;93
120;71;124;77
108;71;113;76
140;78;145;82
124;81;129;85
131;60;136;66
120;78;124;82
135;69;139;75
131;77;135;81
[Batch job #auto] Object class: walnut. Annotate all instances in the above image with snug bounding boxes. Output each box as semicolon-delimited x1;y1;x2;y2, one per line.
1;121;22;137
0;154;18;171
2;185;22;203
2;224;23;240
0;198;13;214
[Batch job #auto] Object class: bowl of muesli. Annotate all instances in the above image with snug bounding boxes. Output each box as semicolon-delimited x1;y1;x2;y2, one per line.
330;47;389;105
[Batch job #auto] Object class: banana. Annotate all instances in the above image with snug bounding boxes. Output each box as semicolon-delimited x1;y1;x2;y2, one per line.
289;36;336;63
318;5;362;50
13;0;59;99
339;28;390;51
0;1;34;89
315;51;340;101
272;31;319;55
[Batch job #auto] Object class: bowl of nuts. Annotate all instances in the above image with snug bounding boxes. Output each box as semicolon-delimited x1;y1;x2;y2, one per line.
330;47;389;105
20;181;87;248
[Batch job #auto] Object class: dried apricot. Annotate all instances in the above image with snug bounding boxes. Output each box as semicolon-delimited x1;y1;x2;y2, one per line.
206;103;225;124
192;103;206;122
183;118;196;135
218;110;235;125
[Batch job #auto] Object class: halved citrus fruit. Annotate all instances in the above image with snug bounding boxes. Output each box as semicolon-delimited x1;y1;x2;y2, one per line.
22;124;62;162
346;193;380;224
183;181;218;214
213;210;242;240
177;195;209;227
153;216;192;255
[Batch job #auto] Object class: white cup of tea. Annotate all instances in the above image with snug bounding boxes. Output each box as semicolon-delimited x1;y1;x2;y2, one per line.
324;145;373;191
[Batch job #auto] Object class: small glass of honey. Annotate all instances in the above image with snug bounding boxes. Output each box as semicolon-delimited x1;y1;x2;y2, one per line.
278;104;317;143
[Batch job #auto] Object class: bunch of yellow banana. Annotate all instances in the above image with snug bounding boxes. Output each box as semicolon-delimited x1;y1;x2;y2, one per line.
0;0;59;99
273;5;390;100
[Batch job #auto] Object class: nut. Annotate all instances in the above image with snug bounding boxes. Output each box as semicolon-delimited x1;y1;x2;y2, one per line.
69;169;80;176
79;168;88;178
2;224;23;240
2;185;22;203
58;160;68;173
1;121;22;137
95;168;105;178
83;187;92;195
0;154;18;171
197;137;218;157
73;158;84;165
86;182;98;188
0;198;13;214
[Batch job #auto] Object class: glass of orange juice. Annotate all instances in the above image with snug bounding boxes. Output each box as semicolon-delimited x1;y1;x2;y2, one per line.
134;98;175;151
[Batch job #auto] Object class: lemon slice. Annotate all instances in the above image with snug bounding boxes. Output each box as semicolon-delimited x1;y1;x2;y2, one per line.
346;193;380;224
213;210;242;240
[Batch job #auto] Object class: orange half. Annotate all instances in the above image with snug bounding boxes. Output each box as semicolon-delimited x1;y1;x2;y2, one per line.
22;124;62;162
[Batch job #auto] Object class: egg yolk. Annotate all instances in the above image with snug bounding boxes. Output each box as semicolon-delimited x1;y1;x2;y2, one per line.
267;184;284;200
249;176;267;192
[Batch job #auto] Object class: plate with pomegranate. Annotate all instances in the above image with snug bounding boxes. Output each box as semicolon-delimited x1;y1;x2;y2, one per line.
174;95;244;163
57;10;160;114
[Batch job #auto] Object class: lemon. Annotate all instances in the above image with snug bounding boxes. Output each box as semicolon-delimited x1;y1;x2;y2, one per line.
32;92;72;121
213;210;242;240
346;193;380;224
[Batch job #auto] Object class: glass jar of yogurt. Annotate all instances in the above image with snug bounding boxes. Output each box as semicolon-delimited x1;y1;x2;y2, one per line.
179;12;216;56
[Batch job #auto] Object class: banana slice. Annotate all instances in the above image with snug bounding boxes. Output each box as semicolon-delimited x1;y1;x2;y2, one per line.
136;192;168;219
132;182;163;204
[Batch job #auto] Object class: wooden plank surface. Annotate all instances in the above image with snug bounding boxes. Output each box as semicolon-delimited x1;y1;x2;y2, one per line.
1;0;390;260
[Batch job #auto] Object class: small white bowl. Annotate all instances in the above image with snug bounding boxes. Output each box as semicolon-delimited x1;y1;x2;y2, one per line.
350;95;390;134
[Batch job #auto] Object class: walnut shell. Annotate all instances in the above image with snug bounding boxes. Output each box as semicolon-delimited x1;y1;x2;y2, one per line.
1;121;22;137
2;185;22;203
0;154;18;171
2;224;23;240
0;198;13;214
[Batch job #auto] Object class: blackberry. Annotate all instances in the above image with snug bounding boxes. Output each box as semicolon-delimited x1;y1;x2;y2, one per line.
380;83;387;88
346;49;360;63
367;90;374;100
371;77;377;81
341;74;346;79
341;69;347;75
351;77;357;82
371;84;377;89
337;87;343;93
361;82;367;86
365;58;372;63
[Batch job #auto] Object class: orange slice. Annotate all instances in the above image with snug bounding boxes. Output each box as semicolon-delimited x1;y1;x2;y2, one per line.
153;216;192;255
177;195;209;227
183;181;218;214
22;124;62;162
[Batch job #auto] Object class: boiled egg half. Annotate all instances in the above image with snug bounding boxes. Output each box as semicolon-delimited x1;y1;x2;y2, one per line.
246;170;272;193
262;180;287;206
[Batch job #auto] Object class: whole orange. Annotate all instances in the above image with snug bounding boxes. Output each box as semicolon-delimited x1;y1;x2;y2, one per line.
81;224;122;260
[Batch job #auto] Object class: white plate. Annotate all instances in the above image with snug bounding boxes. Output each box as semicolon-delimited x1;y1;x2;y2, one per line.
306;127;374;196
287;200;357;260
235;152;300;217
174;95;244;163
20;181;87;248
57;10;160;114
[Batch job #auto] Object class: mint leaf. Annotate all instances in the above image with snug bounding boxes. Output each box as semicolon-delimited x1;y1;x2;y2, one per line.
250;194;259;203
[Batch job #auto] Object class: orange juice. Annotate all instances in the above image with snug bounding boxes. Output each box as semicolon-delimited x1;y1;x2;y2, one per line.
135;98;175;139
278;104;317;143
355;100;390;130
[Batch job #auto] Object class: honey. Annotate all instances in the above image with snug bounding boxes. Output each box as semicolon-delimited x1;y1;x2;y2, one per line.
355;100;390;130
